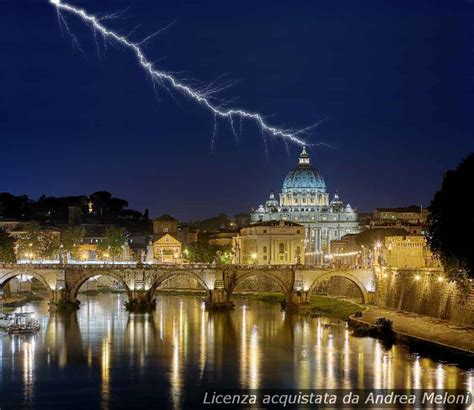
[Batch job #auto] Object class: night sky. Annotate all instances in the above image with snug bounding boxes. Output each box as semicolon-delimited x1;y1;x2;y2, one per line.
1;0;473;220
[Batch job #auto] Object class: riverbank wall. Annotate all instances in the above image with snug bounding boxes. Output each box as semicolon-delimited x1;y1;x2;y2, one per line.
347;315;474;362
374;269;474;326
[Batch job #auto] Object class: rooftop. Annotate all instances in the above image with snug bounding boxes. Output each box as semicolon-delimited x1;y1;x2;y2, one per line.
155;214;177;222
250;220;304;228
375;205;425;213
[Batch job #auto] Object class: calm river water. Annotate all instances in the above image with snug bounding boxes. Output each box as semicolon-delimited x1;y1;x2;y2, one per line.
0;294;473;409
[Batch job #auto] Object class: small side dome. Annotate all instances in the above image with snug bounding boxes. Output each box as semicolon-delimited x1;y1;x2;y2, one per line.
330;192;343;206
265;191;279;208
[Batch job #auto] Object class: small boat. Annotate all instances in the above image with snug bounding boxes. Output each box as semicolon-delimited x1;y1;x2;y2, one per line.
7;312;41;334
0;313;12;329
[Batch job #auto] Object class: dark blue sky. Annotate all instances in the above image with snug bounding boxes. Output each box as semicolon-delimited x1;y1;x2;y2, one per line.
1;0;473;220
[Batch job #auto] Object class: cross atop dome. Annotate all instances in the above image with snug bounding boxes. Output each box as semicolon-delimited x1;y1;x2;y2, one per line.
299;146;310;165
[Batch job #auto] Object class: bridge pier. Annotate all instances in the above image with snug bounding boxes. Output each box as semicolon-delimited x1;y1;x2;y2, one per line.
282;290;312;312
125;290;156;313
205;288;234;310
49;289;80;312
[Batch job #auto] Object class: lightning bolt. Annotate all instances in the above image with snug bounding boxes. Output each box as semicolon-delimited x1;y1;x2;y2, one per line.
50;0;320;147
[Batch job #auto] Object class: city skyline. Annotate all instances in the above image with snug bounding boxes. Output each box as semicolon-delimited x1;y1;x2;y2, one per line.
2;1;473;220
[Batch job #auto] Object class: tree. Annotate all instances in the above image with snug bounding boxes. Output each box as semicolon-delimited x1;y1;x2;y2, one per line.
108;197;129;216
16;222;60;260
16;222;42;258
61;226;85;258
0;193;31;219
428;154;474;278
98;226;126;260
355;228;408;248
0;230;16;263
90;191;112;216
38;232;60;259
184;240;232;264
184;241;217;263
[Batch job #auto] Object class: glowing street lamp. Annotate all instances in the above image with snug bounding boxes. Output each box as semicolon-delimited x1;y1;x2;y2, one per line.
251;252;257;264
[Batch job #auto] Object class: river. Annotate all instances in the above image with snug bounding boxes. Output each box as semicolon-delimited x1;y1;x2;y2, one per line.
0;293;473;409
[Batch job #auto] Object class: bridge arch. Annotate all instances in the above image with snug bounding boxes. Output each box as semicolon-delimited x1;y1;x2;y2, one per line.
225;269;294;298
70;271;132;300
0;270;54;297
307;271;369;304
149;271;211;297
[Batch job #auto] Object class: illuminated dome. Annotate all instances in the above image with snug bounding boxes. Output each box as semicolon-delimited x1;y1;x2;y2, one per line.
282;147;326;193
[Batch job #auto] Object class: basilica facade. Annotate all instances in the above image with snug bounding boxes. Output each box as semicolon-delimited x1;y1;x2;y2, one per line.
250;147;359;265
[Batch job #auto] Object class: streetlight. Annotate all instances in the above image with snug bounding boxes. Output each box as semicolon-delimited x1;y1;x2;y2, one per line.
251;252;257;264
183;248;190;263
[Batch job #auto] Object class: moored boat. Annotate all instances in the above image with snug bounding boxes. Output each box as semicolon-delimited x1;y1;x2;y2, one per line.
7;312;41;334
0;313;11;329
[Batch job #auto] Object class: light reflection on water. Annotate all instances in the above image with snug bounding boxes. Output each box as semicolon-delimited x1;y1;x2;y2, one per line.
0;293;472;409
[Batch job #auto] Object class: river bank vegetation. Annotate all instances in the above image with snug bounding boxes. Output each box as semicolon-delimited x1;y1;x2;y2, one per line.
234;292;362;320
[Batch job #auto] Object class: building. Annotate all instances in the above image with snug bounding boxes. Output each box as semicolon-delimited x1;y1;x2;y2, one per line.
381;235;440;269
152;214;182;263
176;225;199;245
373;206;427;224
360;205;427;236
233;220;305;265
329;234;363;268
76;224;130;261
233;213;251;228
208;230;239;248
250;147;359;264
153;233;182;263
128;234;152;262
0;220;23;232
153;214;178;237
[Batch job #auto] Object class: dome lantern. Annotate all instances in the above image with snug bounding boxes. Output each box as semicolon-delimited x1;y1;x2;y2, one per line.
299;146;310;165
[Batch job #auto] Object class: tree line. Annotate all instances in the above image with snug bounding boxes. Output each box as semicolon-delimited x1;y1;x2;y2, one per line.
0;223;127;262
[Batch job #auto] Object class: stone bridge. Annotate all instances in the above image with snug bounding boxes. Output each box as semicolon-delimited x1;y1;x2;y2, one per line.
0;263;375;311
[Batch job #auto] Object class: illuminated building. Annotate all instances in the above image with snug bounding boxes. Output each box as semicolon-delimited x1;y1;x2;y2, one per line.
152;215;182;263
233;220;305;265
153;233;182;263
250;147;359;264
381;235;440;268
373;206;427;225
